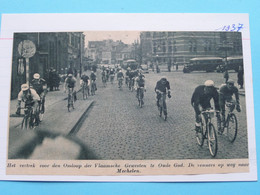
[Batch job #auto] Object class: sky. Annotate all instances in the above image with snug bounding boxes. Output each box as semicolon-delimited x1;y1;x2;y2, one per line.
83;31;140;46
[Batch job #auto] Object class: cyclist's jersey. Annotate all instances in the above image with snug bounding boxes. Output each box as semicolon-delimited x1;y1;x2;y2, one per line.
81;75;89;83
90;73;96;81
65;77;76;88
18;88;40;104
110;69;115;75
30;78;46;95
101;71;106;77
117;72;124;79
125;70;130;77
129;71;135;79
136;77;145;88
155;80;170;93
219;84;239;99
191;85;220;110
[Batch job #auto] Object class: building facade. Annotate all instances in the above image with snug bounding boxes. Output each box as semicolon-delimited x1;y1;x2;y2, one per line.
11;32;85;99
86;40;132;65
140;31;243;65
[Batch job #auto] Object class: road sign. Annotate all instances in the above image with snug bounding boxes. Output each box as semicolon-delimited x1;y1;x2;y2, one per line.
18;40;36;58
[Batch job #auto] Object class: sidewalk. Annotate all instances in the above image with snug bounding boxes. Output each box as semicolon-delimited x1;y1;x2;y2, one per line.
8;76;94;158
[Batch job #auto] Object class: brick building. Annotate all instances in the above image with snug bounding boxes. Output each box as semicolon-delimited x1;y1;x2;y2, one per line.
11;32;85;99
140;31;243;65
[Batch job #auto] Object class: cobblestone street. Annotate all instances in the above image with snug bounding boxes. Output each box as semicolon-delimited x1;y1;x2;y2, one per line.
76;70;248;160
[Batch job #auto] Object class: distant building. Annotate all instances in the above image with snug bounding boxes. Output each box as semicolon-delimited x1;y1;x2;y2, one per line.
86;39;131;65
11;32;85;99
140;31;242;65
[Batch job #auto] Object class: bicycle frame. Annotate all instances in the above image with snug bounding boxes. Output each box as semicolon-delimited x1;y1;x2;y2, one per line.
21;105;35;129
158;92;167;120
197;109;218;157
223;101;238;142
82;82;88;99
118;78;123;88
67;87;74;111
137;87;144;107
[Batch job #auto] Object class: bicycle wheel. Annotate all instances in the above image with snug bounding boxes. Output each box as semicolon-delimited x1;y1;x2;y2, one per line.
163;101;167;121
28;113;35;129
82;86;85;100
226;113;238;143
196;116;205;146
68;95;71;112
207;123;218;157
39;111;44;122
21;117;27;129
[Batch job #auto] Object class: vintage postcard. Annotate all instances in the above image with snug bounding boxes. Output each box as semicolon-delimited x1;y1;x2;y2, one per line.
0;13;257;181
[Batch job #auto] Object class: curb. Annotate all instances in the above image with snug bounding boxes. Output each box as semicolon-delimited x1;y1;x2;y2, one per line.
68;100;94;136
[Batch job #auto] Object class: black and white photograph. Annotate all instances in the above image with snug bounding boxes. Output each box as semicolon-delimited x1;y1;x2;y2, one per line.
8;31;248;160
0;13;256;181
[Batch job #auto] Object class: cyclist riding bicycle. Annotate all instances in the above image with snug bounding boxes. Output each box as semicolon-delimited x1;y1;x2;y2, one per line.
109;68;115;83
191;80;221;132
30;73;47;113
80;73;90;95
106;68;110;81
90;71;97;91
16;83;41;126
64;74;77;100
219;79;241;130
135;72;146;99
125;67;131;84
155;76;171;108
117;69;124;87
101;70;106;80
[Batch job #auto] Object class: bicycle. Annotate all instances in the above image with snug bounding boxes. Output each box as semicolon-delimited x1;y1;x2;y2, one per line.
38;96;45;122
82;81;88;100
110;74;115;84
195;108;218;157
129;78;134;92
67;87;75;112
157;91;167;121
118;78;123;89
20;104;37;130
125;76;129;86
102;75;107;87
91;80;96;96
137;87;145;108
220;101;238;143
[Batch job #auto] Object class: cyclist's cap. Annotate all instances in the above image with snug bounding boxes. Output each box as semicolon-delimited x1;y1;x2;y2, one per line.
21;84;29;91
68;74;73;77
204;80;214;87
227;79;235;84
127;67;131;70
161;76;167;80
33;73;40;79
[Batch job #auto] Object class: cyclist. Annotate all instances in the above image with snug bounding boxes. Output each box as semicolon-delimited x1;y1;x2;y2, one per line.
117;69;124;88
64;74;77;100
125;67;131;85
219;79;241;131
155;76;171;108
106;68;110;81
109;67;115;83
191;80;221;132
135;72;146;100
16;84;41;126
30;73;47;113
80;73;90;96
90;71;97;91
